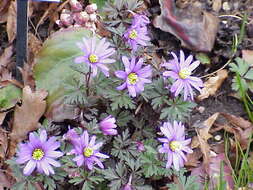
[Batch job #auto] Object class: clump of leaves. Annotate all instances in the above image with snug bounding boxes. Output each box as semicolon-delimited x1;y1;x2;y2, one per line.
229;57;253;93
143;77;196;122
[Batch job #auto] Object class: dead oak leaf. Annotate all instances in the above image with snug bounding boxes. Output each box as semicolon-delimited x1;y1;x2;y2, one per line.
242;50;253;66
9;86;47;157
153;0;219;52
6;1;16;43
197;69;228;101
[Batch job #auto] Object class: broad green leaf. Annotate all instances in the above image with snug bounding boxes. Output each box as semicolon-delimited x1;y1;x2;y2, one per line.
0;84;21;111
34;28;93;111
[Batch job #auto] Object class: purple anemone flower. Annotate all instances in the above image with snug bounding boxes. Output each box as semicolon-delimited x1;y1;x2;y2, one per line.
132;13;150;28
158;121;193;171
99;115;118;136
115;56;152;97
16;130;63;176
74;37;115;77
162;50;203;100
123;25;150;51
70;130;109;170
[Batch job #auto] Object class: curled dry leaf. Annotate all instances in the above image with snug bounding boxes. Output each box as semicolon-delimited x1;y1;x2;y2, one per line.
0;128;8;165
9;86;48;157
0;45;13;72
197;69;228;101
6;1;16;43
153;0;219;52
214;113;253;150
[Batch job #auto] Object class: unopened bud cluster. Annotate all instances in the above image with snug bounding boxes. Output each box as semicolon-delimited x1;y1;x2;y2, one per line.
56;0;98;31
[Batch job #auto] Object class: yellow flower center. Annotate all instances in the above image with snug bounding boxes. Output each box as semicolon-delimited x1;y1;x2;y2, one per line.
179;68;191;79
32;148;44;160
88;54;98;63
83;147;93;157
169;141;182;152
128;73;138;85
129;29;138;39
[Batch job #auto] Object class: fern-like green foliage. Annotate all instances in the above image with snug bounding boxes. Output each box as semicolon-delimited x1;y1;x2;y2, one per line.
140;139;172;178
111;129;139;160
142;77;196;121
101;162;128;190
229;57;253;93
167;170;200;190
160;98;196;121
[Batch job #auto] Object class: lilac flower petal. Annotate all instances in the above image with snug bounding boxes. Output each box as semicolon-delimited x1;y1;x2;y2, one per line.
44;157;61;167
172;153;180;171
115;71;127;79
182;55;193;68
158;137;169;143
89;136;96;147
188;60;200;71
93;157;104;168
74;56;86;64
122;56;130;72
116;82;127;90
73;155;84;167
39;130;47;142
46;150;63;158
23;160;36;176
166;154;173;169
83;131;89;147
93;142;103;150
127;85;137;97
95;152;109;159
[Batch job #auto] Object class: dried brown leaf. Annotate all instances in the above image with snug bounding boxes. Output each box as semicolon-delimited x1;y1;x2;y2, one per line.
212;0;222;12
220;112;253;129
0;128;8;165
0;112;7;125
0;45;13;69
9;86;48;157
199;113;219;141
28;33;42;63
153;0;219;52
0;0;11;23
184;148;201;167
6;1;17;43
196;131;210;172
0;170;12;189
242;50;253;66
197;69;228;100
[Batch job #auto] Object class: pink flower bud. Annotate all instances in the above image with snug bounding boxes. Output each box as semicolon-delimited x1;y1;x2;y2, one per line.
85;3;97;14
60;10;73;27
69;0;83;11
73;11;89;25
136;141;145;152
89;13;97;22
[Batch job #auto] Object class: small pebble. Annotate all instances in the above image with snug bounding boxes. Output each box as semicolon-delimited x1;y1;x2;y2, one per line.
214;135;222;141
222;2;231;11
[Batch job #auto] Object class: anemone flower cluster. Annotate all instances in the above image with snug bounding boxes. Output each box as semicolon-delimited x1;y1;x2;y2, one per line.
115;56;152;97
75;37;115;77
16;130;63;176
158;121;193;171
68;130;109;170
123;13;150;51
162;50;203;100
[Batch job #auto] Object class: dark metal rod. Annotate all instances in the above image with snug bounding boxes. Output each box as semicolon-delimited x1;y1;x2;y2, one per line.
16;0;28;82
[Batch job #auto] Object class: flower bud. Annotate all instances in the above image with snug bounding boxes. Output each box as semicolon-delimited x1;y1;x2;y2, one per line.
69;0;83;11
85;3;97;14
122;184;132;190
89;13;97;22
73;11;89;25
60;10;73;27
